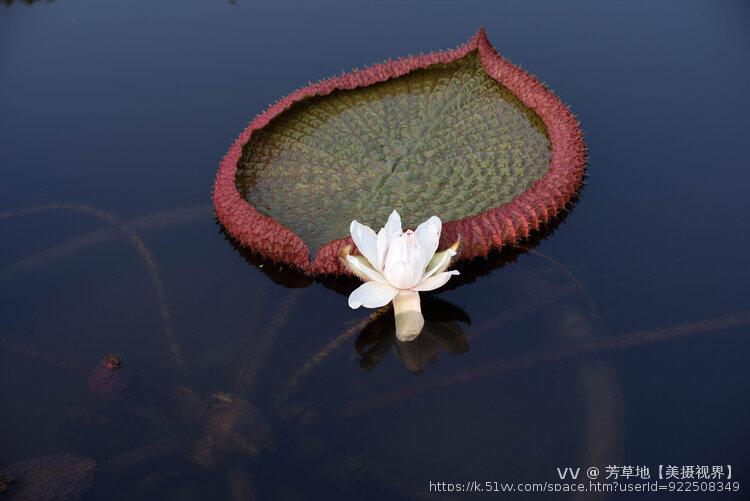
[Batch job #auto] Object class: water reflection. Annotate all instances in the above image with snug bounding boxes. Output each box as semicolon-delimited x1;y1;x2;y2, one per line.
356;297;470;373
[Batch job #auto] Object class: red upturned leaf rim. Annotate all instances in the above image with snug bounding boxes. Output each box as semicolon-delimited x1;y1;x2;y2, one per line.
213;28;586;276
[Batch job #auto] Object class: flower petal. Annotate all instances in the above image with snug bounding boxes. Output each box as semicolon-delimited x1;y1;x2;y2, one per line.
383;231;427;281
346;255;386;283
382;260;422;289
383;233;407;267
423;240;460;278
414;216;441;263
376;210;402;269
412;270;460;292
348;281;398;309
350;219;379;268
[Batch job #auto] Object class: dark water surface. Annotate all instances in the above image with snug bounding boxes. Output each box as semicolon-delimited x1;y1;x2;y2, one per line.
1;1;749;500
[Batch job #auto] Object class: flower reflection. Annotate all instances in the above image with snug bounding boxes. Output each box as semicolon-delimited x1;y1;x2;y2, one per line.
355;297;470;373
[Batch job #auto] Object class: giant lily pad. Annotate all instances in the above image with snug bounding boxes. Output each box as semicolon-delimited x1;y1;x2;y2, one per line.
214;29;585;275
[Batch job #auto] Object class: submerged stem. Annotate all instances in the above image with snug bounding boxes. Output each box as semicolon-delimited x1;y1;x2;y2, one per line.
0;203;185;373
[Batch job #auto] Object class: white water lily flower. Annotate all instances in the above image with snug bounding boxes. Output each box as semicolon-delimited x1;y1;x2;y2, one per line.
340;210;460;342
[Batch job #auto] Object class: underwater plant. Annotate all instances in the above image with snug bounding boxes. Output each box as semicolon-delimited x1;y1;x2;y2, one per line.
87;354;138;400
214;28;586;275
2;201;749;498
1;454;95;501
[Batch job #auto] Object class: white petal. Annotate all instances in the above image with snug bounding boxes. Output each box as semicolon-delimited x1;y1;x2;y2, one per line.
384;232;426;274
412;270;460;292
383;260;424;289
376;210;402;269
383;233;409;268
423;240;460;278
375;228;387;271
423;248;456;279
350;220;379;268
348;281;398;309
414;216;441;263
384;210;402;236
383;232;427;289
346;255;386;283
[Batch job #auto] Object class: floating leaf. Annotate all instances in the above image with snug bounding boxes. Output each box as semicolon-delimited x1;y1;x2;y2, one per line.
214;29;585;275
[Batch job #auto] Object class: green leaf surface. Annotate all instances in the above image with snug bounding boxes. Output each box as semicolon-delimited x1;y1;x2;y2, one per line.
236;51;551;256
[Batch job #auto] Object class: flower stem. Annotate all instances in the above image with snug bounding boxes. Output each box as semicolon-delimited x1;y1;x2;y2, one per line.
392;290;424;341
